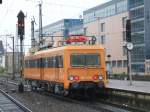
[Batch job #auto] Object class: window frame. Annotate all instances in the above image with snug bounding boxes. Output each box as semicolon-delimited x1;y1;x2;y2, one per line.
70;53;100;67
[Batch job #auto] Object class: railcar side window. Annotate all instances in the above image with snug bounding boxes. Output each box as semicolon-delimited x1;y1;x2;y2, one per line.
37;59;40;68
44;58;48;67
46;56;63;68
71;54;100;67
47;57;53;67
27;59;38;68
24;60;29;68
34;60;38;68
57;56;63;68
60;56;63;67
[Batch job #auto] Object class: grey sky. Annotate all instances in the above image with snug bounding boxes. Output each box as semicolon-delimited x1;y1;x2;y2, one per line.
0;0;109;51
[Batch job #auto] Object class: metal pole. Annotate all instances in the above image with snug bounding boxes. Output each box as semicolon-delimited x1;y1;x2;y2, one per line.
12;36;15;79
5;35;8;74
31;19;35;47
20;35;23;78
39;3;43;47
127;50;132;85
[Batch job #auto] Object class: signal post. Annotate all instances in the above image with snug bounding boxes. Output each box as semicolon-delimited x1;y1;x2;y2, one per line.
17;11;25;78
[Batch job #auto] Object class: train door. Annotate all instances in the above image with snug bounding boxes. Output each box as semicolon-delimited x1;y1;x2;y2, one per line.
40;58;44;80
54;56;63;82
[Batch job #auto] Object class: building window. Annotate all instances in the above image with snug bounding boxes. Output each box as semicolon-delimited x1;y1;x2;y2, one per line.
101;35;105;44
123;60;127;67
112;60;116;67
101;23;105;32
117;60;122;67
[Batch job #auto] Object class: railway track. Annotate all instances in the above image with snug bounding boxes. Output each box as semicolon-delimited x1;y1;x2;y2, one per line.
0;88;32;112
37;91;130;112
2;80;148;112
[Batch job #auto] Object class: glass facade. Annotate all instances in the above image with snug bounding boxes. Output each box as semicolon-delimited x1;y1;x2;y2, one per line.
131;33;144;45
116;0;127;13
69;20;84;35
83;0;128;24
36;19;83;39
129;0;147;73
129;0;144;9
144;0;150;59
130;7;144;20
131;20;144;33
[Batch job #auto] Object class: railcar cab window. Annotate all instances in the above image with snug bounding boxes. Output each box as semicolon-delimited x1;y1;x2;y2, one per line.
71;54;100;67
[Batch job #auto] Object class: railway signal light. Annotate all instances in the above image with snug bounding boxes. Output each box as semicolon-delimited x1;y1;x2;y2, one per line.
126;19;131;42
17;11;25;40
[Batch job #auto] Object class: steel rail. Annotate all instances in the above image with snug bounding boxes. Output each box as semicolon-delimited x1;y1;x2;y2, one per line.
0;88;32;112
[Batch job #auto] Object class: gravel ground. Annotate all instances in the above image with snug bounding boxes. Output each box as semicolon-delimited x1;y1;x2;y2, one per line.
10;91;100;112
0;77;101;112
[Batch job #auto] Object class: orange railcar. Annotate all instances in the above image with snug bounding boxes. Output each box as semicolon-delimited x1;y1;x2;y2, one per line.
24;45;107;95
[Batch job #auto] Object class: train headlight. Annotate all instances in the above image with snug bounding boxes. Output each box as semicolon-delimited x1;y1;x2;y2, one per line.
69;76;74;81
99;76;103;80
